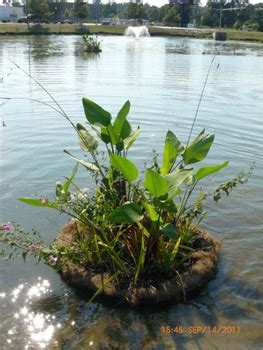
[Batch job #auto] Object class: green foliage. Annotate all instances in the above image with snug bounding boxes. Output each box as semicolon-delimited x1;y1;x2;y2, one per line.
6;98;250;301
29;0;51;22
163;6;181;26
125;2;145;22
109;202;143;224
110;154;138;183
183;129;214;164
28;24;50;34
161;130;183;175
144;169;168;198
74;0;89;22
76;123;98;152
195;161;228;181
18;198;58;209
82;34;102;53
83;98;111;126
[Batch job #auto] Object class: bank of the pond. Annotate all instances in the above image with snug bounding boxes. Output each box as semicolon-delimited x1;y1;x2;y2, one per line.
0;23;263;42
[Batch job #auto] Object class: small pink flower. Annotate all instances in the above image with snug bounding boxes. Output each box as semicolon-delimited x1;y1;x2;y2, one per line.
41;199;47;205
29;244;38;253
2;223;11;231
49;255;58;266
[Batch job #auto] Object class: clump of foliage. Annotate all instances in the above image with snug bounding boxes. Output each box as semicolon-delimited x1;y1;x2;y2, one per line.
1;99;251;291
82;34;102;53
74;0;89;25
28;24;50;35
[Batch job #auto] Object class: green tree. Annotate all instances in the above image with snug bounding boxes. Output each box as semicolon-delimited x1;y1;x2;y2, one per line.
29;0;51;21
64;9;71;20
252;4;263;31
74;0;89;24
102;2;117;18
203;0;249;28
125;2;145;24
148;6;160;23
125;3;137;19
136;4;145;23
163;6;181;26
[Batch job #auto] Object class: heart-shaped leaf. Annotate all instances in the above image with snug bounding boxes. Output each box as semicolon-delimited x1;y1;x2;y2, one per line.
160;223;177;241
161;130;184;174
109;202;143;224
183;129;214;164
82;98;111;127
144;169;168;198
110;153;138;182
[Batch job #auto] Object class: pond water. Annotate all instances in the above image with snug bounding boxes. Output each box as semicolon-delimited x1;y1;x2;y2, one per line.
0;35;262;349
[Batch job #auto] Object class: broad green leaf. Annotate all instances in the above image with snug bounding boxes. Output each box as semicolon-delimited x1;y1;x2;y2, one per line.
161;138;177;175
183;129;215;164
100;127;111;144
18;198;58;209
63;163;79;193
101;125;119;145
161;130;184;174
144;169;168;198
113;101;131;136
76;123;98;152
158;198;177;213
109;202;143;224
167;130;184;154
142;202;159;222
124;127;140;150
116;141;124;152
195;161;229;181
64;150;99;172
165;168;193;193
120;120;132;139
160;223;177;241
82;98;111;127
110;153;138;182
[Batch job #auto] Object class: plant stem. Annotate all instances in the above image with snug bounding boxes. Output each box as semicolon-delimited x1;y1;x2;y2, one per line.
186;55;216;148
176;180;198;225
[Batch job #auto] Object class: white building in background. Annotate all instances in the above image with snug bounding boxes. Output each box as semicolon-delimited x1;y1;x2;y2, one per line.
0;0;24;4
0;2;24;22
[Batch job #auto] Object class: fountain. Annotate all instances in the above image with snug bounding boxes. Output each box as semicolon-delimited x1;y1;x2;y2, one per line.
124;26;150;38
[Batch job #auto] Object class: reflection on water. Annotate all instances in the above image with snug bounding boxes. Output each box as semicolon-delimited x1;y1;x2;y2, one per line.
0;35;263;349
166;40;263;56
0;278;57;349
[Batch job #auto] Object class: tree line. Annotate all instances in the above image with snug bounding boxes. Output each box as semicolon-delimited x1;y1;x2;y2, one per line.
21;0;263;32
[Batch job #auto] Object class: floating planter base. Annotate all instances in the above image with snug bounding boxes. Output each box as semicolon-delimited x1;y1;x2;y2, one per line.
56;220;221;307
85;48;102;53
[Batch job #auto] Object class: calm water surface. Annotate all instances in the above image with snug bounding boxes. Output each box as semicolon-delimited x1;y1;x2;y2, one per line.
0;35;263;349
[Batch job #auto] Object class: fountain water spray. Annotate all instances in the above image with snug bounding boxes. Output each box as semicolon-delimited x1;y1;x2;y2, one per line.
124;26;150;38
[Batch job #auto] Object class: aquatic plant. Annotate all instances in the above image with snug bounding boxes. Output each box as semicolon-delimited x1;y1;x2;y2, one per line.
0;57;253;303
1;98;251;293
82;34;102;53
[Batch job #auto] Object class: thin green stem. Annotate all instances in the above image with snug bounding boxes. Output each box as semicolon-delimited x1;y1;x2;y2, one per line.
176;180;198;225
186;55;216;148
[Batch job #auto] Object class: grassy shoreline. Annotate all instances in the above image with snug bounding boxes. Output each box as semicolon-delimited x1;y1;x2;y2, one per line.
0;23;263;42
